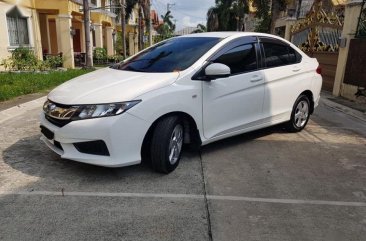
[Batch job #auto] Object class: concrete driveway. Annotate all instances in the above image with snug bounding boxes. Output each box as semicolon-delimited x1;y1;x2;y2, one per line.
0;97;365;241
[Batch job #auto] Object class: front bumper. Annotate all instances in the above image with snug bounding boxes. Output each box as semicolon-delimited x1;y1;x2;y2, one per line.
40;112;149;167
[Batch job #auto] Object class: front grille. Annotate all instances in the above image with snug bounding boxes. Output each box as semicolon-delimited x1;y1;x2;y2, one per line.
43;100;78;127
45;114;72;127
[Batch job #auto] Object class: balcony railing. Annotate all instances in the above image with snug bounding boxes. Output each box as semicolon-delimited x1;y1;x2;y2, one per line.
70;0;97;7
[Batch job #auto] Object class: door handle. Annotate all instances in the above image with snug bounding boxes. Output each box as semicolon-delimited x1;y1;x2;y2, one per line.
292;66;301;72
250;76;263;83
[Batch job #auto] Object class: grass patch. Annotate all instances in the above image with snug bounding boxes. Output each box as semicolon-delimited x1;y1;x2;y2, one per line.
0;69;93;101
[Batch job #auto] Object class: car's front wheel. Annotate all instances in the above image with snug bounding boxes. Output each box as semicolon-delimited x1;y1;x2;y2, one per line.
150;116;184;173
286;95;311;132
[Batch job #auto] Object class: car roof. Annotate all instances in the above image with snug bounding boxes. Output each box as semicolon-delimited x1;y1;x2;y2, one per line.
179;32;281;39
177;31;308;60
178;31;298;51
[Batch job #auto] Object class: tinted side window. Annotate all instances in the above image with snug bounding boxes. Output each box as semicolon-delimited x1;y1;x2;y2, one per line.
213;44;257;74
262;43;300;68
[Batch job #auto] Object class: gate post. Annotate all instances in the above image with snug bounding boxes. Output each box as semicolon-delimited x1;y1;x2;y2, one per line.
333;0;364;96
285;19;296;41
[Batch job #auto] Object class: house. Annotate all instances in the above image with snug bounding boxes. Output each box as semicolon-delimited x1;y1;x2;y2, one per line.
272;0;366;103
0;0;117;69
113;6;160;56
175;27;198;36
272;0;346;40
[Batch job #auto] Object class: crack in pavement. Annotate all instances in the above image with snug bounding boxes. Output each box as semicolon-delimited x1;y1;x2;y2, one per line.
198;149;214;241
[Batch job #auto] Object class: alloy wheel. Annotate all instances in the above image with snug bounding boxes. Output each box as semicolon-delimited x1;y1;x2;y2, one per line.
168;124;183;165
294;100;309;128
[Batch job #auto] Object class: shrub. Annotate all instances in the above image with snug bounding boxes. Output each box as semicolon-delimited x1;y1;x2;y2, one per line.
0;58;13;71
108;55;124;63
0;48;63;71
93;47;107;63
37;60;50;71
45;55;63;69
10;47;38;71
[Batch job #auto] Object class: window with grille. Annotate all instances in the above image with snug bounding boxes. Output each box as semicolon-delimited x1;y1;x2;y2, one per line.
356;0;366;38
6;7;30;46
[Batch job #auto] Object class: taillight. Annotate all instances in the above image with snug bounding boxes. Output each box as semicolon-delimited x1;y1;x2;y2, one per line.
316;65;322;75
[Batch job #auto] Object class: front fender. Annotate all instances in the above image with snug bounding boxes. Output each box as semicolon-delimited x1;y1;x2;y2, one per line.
127;82;204;141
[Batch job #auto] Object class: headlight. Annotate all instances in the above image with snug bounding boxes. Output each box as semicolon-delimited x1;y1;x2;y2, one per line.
72;100;141;120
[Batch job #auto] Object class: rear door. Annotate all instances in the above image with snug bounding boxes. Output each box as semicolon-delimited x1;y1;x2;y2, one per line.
259;37;306;122
201;36;265;139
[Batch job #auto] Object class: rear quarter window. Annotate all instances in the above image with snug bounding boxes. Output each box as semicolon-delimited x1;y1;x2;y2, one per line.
262;42;302;68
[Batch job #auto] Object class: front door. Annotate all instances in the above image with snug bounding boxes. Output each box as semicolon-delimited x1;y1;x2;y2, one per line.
73;29;81;52
202;39;265;139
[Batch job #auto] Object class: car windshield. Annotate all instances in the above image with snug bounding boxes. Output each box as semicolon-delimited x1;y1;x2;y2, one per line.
112;37;221;73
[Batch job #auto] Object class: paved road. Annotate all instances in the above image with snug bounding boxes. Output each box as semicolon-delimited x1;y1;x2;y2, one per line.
0;98;365;241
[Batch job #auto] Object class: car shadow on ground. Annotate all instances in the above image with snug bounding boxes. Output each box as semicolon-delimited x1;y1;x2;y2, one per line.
2;134;149;178
1;113;366;241
2;119;365;193
201;124;287;154
2;124;286;179
1;134;205;194
0;135;211;241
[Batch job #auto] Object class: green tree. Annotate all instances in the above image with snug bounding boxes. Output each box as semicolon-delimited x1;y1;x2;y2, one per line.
113;0;152;53
207;0;288;33
252;0;271;33
206;0;248;32
157;11;175;39
192;24;207;33
207;7;219;31
252;0;288;33
112;0;138;22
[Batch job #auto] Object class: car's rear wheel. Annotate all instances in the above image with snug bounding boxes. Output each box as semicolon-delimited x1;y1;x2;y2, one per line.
150;116;184;173
286;95;311;132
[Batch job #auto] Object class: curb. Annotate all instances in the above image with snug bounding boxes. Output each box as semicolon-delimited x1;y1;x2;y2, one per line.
320;96;366;123
0;96;46;124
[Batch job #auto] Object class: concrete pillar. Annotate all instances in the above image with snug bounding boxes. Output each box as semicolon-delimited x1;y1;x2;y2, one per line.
284;18;296;41
333;0;363;96
94;23;103;48
134;32;139;54
31;10;43;60
89;24;94;51
129;33;135;56
105;26;114;56
81;21;93;52
80;22;86;53
56;14;74;68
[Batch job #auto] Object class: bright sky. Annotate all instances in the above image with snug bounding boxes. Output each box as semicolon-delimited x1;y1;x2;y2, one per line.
151;0;215;31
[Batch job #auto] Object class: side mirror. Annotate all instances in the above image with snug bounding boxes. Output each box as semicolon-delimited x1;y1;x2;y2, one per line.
204;63;231;80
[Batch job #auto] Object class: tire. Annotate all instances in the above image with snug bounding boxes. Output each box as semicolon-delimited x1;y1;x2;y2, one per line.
150;116;184;173
286;95;311;132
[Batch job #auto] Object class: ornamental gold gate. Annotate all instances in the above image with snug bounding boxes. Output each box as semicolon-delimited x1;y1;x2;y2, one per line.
290;0;345;91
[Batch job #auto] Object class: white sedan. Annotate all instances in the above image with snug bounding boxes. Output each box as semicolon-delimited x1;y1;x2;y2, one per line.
40;32;322;173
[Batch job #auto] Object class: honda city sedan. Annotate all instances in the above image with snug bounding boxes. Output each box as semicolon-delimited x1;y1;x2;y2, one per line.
40;32;322;173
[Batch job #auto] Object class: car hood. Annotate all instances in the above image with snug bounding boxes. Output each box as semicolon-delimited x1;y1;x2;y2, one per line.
48;68;180;105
